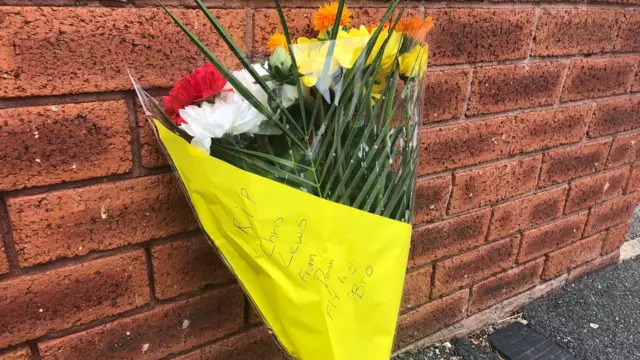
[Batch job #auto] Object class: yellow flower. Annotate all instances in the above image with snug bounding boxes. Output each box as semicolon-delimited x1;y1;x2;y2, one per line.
293;38;339;87
333;26;370;68
266;33;288;54
399;44;429;78
312;2;352;34
367;29;402;74
370;83;383;104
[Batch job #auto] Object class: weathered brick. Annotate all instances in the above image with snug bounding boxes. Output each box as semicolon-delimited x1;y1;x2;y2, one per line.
568;250;619;283
426;9;535;65
467;62;566;116
0;102;132;191
413;175;451;224
627;162;640;193
607;132;640;168
634;67;640;92
533;9;620;56
395;290;468;349
538;139;611;187
174;327;285;360
489;186;568;240
7;174;197;267
450;156;542;213
419;117;512;174
509;105;591;155
137;103;167;168
0;8;245;97
423;70;470;123
409;209;491;267
602;223;630;254
615;10;640;52
0;347;31;360
0;251;148;348
0;238;8;275
519;212;589;262
39;287;244;360
151;233;234;300
585;192;640;236
589;96;640;137
432;236;518;298
469;259;544;312
561;57;637;102
542;233;604;279
402;266;432;311
565;167;630;213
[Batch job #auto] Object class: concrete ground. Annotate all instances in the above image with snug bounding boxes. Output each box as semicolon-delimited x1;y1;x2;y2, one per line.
395;206;640;360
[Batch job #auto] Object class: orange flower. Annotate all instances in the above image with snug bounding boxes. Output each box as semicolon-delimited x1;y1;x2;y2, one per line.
312;2;352;34
267;33;288;54
397;17;434;41
367;22;390;33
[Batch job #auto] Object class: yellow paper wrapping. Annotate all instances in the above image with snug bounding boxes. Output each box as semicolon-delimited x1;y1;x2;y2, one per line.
156;121;412;360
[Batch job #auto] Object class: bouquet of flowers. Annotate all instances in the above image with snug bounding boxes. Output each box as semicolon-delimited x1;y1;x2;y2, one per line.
132;1;432;358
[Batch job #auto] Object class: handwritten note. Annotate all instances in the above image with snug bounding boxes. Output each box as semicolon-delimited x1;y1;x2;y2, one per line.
156;121;412;360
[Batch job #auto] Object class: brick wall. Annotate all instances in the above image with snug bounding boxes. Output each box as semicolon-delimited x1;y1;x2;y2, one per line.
0;1;639;359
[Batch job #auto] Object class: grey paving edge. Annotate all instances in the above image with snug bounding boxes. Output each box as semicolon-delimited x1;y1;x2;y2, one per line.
621;238;640;261
393;275;567;356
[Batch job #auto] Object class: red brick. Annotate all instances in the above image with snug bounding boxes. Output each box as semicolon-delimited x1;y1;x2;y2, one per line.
413;175;451;224
174;327;285;360
489;186;568;240
151;234;234;300
0;347;31;360
248;302;262;325
589;96;640;137
568;250;619;283
469;259;544;312
0;239;8;275
467;62;566;116
395;290;468;349
401;266;432;311
450;156;542;213
0;102;132;191
538;139;611;187
0;251;148;348
419;117;512;175
519;212;589;262
7;174;197;267
561;57;637;102
39;287;244;360
602;223;630;254
426;9;535;65
607;132;640;168
542;233;604;279
565;167;630;213
628;162;640;193
137;103;167;168
532;9;620;56
423;70;470;123
509;105;591;155
409;209;491;267
615;10;640;52
0;8;245;98
634;67;640;92
585;192;640;235
432;236;518;298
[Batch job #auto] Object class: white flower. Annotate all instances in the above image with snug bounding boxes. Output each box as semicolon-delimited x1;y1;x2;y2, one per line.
178;62;304;153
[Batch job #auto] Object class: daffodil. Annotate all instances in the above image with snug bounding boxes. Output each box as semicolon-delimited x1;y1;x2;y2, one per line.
399;44;428;78
333;26;370;69
367;29;402;74
293;38;339;87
